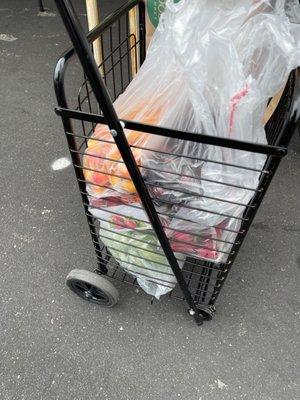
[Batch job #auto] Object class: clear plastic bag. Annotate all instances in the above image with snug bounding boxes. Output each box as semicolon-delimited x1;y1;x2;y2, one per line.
286;0;300;23
88;203;183;299
85;0;300;296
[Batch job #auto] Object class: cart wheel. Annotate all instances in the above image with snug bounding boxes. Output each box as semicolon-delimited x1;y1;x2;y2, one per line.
198;305;215;320
66;269;119;307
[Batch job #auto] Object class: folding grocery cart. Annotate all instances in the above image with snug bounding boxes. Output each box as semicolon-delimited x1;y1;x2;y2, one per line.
54;0;300;325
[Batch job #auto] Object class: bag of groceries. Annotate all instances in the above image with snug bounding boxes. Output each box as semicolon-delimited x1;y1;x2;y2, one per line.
84;0;300;298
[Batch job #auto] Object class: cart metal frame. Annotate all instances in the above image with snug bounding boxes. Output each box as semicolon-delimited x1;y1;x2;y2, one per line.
39;0;45;12
54;0;300;324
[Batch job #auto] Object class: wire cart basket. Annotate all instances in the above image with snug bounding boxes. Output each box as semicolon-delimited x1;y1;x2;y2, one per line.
54;0;300;325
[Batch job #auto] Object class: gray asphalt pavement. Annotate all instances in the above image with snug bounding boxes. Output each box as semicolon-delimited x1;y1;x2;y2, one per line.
0;1;299;399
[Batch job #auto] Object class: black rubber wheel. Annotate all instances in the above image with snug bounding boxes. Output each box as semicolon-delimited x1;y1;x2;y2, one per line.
66;269;119;307
198;305;216;320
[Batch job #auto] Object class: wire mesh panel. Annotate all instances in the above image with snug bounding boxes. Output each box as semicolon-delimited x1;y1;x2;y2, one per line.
68;127;281;306
74;9;141;146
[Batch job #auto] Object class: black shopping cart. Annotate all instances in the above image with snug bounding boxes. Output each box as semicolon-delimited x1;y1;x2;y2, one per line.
54;0;300;325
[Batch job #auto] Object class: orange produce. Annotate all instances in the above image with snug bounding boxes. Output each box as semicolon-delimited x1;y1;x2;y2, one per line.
83;99;163;198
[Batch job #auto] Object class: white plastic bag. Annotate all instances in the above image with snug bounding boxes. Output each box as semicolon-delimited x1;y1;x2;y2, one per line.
85;0;300;296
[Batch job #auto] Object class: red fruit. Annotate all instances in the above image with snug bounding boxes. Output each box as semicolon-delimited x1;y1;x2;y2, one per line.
173;231;194;243
197;239;217;259
92;171;109;186
171;242;195;253
124;219;137;229
197;248;217;259
111;215;125;229
171;231;196;253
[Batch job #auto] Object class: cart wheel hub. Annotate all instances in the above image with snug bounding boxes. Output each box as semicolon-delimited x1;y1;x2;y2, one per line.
84;290;93;299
